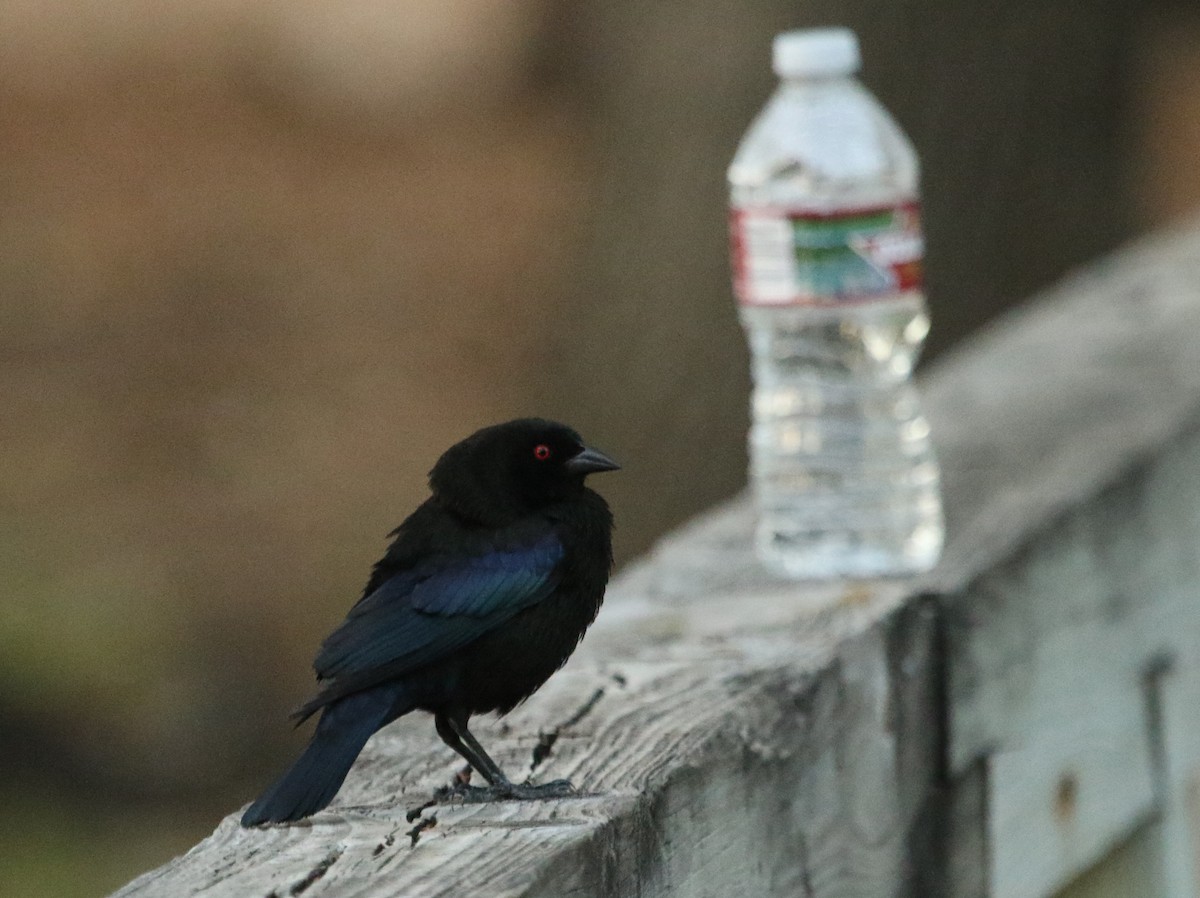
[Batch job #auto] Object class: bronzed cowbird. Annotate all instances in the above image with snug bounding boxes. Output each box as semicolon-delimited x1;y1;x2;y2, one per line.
241;418;618;826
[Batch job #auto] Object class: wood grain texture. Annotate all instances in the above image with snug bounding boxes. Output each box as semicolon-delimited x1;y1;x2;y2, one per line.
117;587;936;898
117;571;937;897
114;220;1200;898
935;221;1200;898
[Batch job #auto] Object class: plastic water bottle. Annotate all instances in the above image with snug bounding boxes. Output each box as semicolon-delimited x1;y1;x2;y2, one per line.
728;27;944;579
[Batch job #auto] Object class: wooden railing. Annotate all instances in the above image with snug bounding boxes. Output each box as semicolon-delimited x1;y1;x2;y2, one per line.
113;219;1200;898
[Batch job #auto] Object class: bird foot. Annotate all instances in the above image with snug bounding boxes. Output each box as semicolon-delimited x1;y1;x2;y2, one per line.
501;779;579;801
432;777;577;806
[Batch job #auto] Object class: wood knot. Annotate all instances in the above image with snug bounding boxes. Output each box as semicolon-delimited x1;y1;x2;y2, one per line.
1054;772;1078;824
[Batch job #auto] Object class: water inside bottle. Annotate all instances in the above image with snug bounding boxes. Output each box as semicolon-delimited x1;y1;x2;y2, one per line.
741;292;944;578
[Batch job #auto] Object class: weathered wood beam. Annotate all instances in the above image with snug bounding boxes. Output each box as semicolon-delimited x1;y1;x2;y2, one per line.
113;219;1200;897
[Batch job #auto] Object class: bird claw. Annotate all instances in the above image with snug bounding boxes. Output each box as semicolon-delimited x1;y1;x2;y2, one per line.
431;777;578;806
432;781;492;803
511;778;578;800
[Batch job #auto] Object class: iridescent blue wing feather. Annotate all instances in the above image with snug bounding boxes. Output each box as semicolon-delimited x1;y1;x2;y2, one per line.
295;533;563;718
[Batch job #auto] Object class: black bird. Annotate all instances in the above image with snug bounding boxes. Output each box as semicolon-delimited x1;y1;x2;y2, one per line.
241;418;618;826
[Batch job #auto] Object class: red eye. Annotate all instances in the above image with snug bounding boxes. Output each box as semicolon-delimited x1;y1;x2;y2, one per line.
534;444;552;461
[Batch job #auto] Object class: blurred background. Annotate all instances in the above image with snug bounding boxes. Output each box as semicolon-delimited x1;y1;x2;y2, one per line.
2;1;1200;895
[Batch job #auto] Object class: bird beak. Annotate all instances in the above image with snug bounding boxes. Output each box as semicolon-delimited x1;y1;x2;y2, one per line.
566;446;620;475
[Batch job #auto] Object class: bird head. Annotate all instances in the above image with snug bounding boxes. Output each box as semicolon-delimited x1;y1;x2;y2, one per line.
429;418;619;525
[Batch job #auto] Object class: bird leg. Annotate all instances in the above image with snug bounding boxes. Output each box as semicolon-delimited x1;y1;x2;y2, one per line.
432;711;577;803
435;711;510;786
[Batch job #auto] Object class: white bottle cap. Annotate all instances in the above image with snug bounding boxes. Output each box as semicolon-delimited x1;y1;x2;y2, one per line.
772;27;861;78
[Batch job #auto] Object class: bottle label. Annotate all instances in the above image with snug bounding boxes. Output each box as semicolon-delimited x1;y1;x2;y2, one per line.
730;202;923;305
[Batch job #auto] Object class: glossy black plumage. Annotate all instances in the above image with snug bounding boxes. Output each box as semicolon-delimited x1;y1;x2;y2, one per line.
241;419;617;826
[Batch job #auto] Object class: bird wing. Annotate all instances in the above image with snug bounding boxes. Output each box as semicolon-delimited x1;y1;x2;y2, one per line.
293;533;563;720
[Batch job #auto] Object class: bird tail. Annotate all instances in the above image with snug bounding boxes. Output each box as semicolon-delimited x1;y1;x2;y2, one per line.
241;688;404;826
